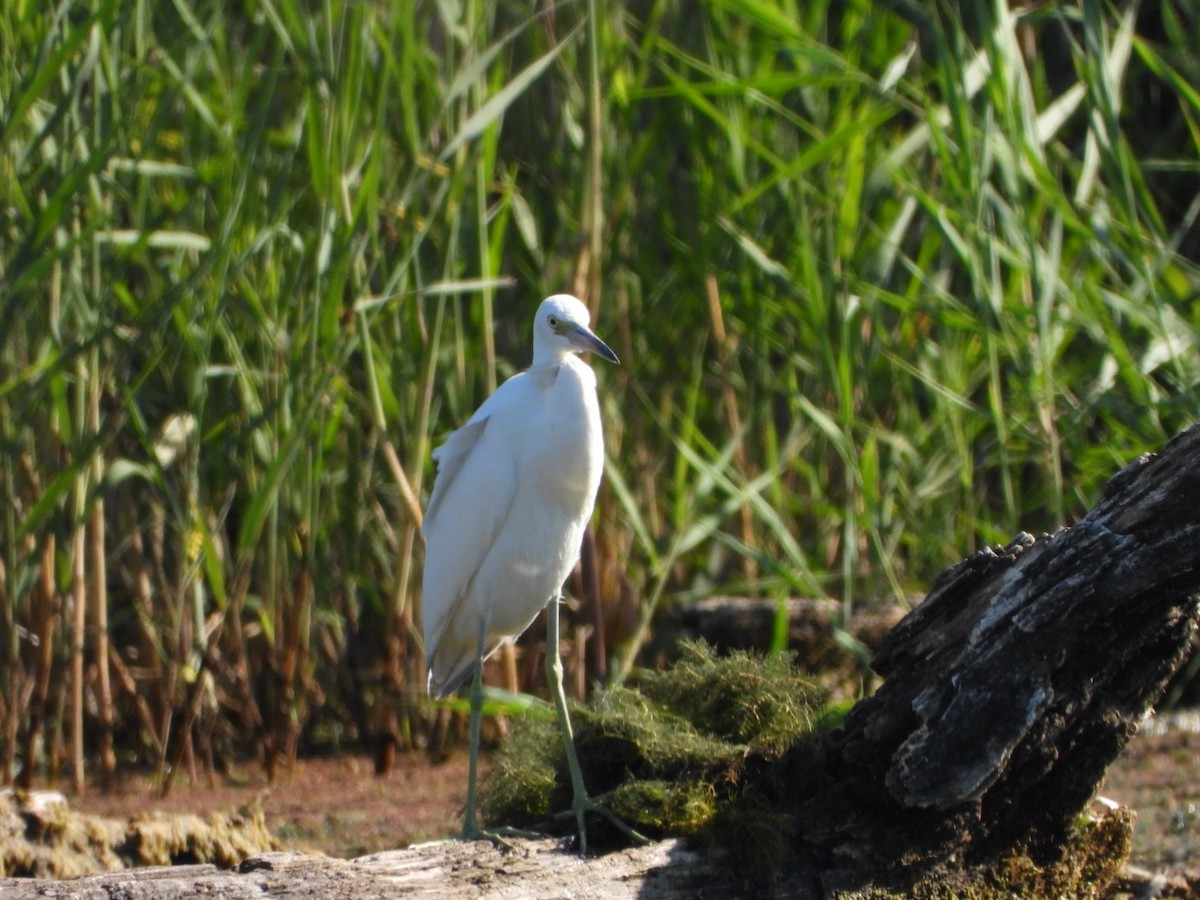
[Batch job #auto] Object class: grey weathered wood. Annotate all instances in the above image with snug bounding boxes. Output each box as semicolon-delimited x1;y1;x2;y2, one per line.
0;838;794;899
1;841;1183;899
792;423;1200;893
664;595;906;657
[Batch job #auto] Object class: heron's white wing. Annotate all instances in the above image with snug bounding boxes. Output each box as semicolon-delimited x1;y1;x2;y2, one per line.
422;418;487;539
421;391;521;680
424;375;527;542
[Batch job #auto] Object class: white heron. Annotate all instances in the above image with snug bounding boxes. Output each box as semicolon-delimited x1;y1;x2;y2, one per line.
421;293;626;852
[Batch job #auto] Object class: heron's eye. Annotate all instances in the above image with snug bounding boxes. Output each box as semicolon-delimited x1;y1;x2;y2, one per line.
548;315;559;328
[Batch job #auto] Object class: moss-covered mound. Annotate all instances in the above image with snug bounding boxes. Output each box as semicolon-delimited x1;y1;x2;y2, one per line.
0;788;279;879
850;806;1135;900
479;640;829;857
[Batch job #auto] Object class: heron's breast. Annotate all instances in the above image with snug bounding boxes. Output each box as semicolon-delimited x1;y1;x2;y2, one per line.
514;377;604;507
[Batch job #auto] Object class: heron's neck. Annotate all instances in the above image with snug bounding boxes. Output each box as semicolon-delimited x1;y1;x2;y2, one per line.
532;349;578;369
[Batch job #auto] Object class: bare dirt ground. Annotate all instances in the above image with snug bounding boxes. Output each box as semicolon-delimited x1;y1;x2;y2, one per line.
68;721;1198;878
71;750;478;860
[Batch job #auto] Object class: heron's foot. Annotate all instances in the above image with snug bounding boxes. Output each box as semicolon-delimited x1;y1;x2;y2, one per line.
552;793;651;854
459;820;543;851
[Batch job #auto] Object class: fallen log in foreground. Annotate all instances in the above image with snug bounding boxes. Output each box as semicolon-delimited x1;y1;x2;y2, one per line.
0;838;759;899
2;424;1197;898
790;422;1200;894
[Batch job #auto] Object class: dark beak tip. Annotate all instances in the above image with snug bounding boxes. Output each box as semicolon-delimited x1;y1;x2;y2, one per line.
589;337;620;365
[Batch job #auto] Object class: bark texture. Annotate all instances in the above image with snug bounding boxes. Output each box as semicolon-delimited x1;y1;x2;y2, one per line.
792;423;1200;893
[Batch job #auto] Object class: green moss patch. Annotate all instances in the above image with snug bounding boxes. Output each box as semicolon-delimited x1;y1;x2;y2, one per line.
478;640;826;852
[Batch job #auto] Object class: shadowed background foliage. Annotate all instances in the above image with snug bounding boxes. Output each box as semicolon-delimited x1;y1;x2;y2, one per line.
1;0;1197;788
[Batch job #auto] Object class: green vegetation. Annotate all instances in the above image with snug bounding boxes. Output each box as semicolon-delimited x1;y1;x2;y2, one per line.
0;0;1197;787
480;640;823;855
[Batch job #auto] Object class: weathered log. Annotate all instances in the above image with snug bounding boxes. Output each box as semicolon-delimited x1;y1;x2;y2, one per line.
662;596;906;656
660;596;906;697
0;839;766;899
790;423;1200;893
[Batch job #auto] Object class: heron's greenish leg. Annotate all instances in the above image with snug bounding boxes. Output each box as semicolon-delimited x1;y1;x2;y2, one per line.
546;594;590;850
458;621;540;850
545;594;649;855
461;619;487;840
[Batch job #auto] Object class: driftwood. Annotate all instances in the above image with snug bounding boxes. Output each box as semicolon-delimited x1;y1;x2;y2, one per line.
790;422;1200;893
664;596;906;656
0;839;758;899
2;424;1198;897
662;596;906;698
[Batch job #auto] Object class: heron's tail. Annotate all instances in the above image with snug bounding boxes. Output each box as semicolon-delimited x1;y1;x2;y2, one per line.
426;647;479;699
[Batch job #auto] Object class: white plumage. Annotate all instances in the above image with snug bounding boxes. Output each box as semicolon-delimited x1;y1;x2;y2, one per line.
422;294;616;695
420;293;620;848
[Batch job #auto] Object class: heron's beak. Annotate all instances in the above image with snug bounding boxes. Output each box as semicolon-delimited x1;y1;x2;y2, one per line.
569;325;620;365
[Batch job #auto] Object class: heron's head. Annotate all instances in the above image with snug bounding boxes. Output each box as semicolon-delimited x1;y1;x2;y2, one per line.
533;294;620;366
